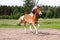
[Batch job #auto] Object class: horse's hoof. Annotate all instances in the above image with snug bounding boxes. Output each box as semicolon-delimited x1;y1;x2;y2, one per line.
36;33;38;34
36;32;38;34
30;31;33;33
24;32;28;34
30;30;33;32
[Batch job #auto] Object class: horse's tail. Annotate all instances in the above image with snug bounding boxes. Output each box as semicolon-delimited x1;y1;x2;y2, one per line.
17;16;24;25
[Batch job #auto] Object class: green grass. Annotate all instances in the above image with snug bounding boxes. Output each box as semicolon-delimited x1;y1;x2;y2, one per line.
0;19;60;29
39;19;60;29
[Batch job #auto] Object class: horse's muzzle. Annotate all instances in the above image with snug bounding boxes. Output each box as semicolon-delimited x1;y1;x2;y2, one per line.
39;11;42;15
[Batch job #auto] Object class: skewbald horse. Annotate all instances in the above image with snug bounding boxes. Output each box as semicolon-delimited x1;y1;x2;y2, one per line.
18;6;42;34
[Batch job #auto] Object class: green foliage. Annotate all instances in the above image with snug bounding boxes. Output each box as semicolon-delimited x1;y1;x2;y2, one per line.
10;13;23;19
23;0;34;13
0;3;60;19
0;15;9;19
0;13;23;19
41;6;60;18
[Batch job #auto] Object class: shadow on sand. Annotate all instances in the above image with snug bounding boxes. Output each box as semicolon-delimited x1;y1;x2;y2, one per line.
31;31;60;36
37;32;60;36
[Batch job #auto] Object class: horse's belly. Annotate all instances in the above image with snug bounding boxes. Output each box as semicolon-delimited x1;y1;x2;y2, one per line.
25;19;32;23
28;20;32;23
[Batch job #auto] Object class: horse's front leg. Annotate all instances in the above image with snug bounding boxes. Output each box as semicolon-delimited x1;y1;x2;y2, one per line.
33;24;38;34
29;25;33;32
37;24;40;30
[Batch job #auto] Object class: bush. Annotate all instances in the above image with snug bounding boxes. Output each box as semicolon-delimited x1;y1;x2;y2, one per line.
0;13;23;19
9;13;23;19
0;15;9;19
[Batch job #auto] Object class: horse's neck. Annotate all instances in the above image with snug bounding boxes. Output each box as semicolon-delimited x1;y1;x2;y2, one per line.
33;12;38;20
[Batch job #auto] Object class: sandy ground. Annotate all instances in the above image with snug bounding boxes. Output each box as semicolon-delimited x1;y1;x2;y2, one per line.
0;28;60;40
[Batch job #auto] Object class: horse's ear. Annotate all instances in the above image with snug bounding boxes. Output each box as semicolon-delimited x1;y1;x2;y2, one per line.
37;6;40;8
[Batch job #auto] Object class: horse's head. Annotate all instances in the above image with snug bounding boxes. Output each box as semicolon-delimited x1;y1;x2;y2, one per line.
37;6;42;15
32;6;42;15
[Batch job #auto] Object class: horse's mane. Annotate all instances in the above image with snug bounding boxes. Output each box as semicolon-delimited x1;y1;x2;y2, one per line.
31;6;40;14
32;9;35;14
37;6;40;8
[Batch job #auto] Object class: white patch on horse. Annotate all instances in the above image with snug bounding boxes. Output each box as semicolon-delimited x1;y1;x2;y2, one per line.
18;16;24;24
32;6;37;11
29;12;33;17
39;11;42;15
20;16;24;20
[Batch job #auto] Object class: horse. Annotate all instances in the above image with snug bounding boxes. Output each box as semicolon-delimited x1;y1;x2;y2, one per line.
18;6;42;34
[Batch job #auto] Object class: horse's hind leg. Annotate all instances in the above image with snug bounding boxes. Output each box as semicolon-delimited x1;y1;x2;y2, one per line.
37;24;40;30
24;22;27;33
19;20;23;25
24;27;27;33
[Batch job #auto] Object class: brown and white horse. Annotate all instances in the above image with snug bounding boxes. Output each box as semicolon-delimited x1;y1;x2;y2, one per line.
18;6;42;34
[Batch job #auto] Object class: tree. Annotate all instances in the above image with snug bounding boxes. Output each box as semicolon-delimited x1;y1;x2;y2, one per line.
13;6;18;15
23;0;35;13
56;6;60;18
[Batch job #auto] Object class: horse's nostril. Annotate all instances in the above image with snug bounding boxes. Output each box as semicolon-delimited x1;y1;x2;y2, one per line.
41;13;42;15
40;14;42;16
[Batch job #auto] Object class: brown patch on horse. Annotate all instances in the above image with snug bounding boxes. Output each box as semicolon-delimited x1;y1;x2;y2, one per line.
18;6;42;34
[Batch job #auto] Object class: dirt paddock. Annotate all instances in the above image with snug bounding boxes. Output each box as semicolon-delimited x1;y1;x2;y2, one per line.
0;28;60;40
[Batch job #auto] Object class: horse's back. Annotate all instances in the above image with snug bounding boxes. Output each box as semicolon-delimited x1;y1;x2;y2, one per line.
23;14;33;23
24;14;32;20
